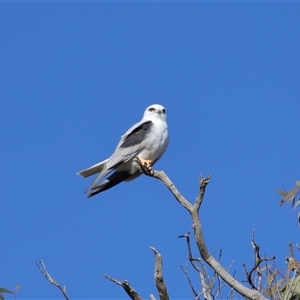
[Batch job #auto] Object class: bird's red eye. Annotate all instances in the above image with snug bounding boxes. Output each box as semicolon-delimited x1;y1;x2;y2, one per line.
148;107;155;112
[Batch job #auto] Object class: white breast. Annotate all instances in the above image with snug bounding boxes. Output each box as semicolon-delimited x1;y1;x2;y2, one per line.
138;118;169;163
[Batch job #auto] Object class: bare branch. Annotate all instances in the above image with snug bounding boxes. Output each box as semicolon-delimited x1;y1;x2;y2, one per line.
149;246;169;300
180;232;213;297
35;260;69;300
214;258;235;299
178;232;201;274
147;169;193;212
213;249;224;299
148;169;268;300
199;268;213;300
103;274;142;300
250;232;275;291
179;232;214;300
192;203;267;299
217;249;223;262
195;175;211;212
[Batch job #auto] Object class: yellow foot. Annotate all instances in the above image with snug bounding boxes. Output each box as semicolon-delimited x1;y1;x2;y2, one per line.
139;159;152;168
137;158;154;175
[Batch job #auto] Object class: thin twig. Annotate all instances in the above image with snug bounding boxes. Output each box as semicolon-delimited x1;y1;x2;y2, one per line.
251;230;269;291
199;268;212;300
103;274;142;300
35;260;69;300
214;249;223;299
244;256;275;290
178;232;213;299
179;264;198;299
178;233;201;273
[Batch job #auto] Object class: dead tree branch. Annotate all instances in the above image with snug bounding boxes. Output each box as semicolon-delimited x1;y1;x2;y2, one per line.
178;232;212;299
135;158;192;212
103;247;169;300
243;231;275;291
35;260;69;300
195;175;211;212
103;274;142;300
178;232;202;274
146;168;268;300
149;246;169;300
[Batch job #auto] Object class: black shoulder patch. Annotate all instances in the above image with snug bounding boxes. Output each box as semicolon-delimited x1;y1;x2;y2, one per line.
121;120;153;148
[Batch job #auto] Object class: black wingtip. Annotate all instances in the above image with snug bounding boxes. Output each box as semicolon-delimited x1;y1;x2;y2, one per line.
84;171;131;198
86;189;99;198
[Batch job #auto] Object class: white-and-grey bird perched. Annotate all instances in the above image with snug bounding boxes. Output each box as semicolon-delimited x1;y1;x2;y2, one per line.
77;104;169;198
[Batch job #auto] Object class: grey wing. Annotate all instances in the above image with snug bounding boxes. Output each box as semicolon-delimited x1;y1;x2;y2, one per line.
105;120;153;170
85;120;153;192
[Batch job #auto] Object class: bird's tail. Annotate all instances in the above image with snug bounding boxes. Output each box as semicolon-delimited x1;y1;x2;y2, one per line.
87;171;130;198
77;159;109;178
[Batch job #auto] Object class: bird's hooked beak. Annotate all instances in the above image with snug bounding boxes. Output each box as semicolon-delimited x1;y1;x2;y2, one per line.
157;110;162;115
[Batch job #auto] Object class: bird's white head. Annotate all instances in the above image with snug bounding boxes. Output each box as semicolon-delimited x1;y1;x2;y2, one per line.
143;104;167;121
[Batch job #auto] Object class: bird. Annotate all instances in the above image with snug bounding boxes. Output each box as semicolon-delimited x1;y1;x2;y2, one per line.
77;104;169;198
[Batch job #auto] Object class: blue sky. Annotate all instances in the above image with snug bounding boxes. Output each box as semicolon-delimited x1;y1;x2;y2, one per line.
1;2;300;300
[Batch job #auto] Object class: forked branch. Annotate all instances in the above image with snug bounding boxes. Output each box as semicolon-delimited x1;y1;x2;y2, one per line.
148;169;267;300
243;231;275;290
35;260;69;300
103;247;169;300
103;274;142;300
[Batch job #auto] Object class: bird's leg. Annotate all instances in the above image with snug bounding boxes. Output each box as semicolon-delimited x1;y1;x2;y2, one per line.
135;157;154;175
